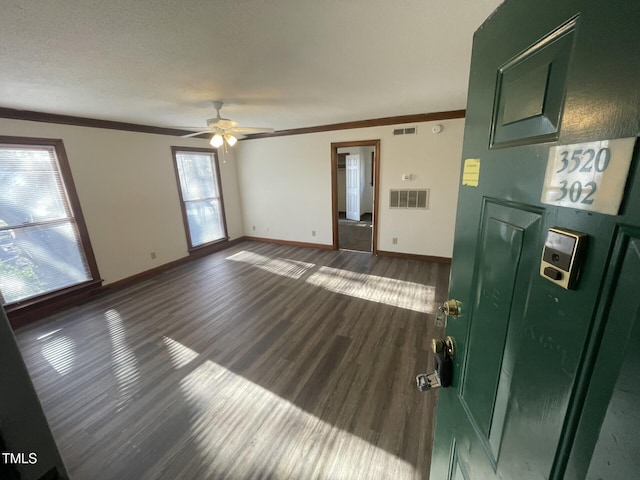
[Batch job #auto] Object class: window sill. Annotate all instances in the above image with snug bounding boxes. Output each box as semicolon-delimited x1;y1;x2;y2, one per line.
5;279;104;329
188;237;231;257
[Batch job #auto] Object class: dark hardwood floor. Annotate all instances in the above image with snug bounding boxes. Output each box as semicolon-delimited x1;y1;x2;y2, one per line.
15;241;450;479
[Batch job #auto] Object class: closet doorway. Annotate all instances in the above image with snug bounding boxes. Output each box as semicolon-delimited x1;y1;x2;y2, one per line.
331;140;380;253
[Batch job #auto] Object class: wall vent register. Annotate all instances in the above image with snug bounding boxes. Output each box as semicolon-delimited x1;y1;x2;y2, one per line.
392;126;418;135
389;189;429;209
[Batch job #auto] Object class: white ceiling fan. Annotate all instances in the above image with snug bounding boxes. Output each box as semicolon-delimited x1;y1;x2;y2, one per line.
179;100;274;147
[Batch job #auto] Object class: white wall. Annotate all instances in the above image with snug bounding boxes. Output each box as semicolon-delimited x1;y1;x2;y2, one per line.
0;118;244;284
236;118;464;257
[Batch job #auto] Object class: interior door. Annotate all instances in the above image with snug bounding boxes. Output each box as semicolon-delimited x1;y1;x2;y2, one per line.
430;1;640;478
345;154;361;221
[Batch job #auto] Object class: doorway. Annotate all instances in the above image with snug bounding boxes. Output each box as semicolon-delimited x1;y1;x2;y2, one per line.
331;140;380;253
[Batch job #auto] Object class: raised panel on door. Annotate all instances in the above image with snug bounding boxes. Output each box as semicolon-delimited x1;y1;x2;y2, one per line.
490;17;576;148
459;201;542;463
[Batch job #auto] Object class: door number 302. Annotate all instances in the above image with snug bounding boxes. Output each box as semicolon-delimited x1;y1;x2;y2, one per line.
555;147;611;204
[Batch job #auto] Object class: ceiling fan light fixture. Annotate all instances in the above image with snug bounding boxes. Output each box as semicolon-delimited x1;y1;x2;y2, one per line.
210;133;224;148
224;134;237;146
178;100;273;142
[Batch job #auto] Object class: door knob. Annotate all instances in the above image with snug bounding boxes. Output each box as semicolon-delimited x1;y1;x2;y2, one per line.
442;299;461;318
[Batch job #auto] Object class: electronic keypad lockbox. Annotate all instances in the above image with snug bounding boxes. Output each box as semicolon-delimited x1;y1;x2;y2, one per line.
540;227;588;289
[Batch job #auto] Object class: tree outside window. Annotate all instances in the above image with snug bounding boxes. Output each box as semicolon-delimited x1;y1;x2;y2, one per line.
0;138;99;304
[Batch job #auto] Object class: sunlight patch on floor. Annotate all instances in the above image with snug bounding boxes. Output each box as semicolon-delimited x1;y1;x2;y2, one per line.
162;335;199;369
226;251;436;313
41;335;75;375
105;309;140;411
307;266;436;314
226;250;315;279
170;359;419;479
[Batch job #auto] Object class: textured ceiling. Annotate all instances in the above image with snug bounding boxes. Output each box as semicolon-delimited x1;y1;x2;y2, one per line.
0;0;503;132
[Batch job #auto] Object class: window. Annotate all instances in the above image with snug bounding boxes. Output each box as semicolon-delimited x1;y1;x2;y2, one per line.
172;147;228;249
0;137;99;305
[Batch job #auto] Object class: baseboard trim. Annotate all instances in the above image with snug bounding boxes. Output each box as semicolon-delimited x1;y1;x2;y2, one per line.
104;237;246;292
244;236;334;250
376;250;452;264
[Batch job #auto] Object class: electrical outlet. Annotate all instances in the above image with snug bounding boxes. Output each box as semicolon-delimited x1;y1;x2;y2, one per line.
252;225;256;231
312;230;316;237
392;237;398;245
150;251;157;260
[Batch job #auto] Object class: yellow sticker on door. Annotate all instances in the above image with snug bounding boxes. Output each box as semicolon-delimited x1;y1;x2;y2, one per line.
462;158;480;187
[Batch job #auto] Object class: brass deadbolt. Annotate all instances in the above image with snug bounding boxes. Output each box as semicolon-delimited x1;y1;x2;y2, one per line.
432;339;444;354
443;299;461;318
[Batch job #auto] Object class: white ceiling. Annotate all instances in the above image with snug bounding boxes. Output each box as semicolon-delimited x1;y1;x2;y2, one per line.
0;0;503;132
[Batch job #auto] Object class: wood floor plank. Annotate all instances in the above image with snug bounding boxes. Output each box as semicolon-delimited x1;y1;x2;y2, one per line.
15;240;449;479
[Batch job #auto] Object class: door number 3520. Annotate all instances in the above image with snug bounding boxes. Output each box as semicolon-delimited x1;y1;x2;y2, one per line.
556;147;611;174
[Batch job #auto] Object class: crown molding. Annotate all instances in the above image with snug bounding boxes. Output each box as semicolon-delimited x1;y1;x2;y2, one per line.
0;107;198;137
0;106;465;140
242;109;466;140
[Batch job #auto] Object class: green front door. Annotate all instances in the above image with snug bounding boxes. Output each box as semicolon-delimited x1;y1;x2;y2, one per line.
430;1;640;478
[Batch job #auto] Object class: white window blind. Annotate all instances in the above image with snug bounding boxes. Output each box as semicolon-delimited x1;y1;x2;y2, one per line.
0;144;92;304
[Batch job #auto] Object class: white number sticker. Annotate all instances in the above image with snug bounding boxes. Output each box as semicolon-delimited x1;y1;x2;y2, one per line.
541;138;637;215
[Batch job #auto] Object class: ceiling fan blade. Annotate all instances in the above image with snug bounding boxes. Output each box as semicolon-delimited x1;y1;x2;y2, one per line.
180;130;212;138
229;126;276;134
174;125;214;130
209;119;238;129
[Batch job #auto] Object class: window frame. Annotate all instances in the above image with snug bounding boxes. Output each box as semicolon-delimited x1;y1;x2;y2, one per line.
171;146;229;252
0;136;101;316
